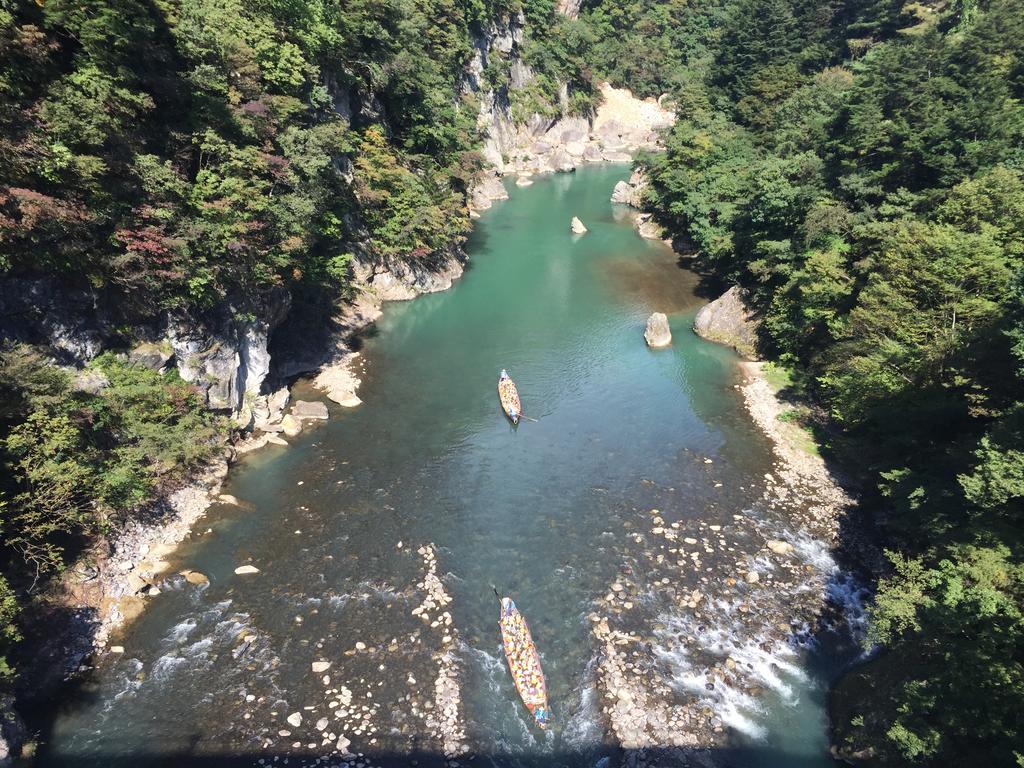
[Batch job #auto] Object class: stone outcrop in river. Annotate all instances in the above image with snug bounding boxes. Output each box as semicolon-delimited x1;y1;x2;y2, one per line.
644;312;672;347
611;169;649;208
692;286;761;360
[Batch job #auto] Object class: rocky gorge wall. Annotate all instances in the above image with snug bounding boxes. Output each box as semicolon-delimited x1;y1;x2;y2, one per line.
463;13;675;213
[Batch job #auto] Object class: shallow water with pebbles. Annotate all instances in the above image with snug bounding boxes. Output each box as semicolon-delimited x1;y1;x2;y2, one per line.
38;166;862;768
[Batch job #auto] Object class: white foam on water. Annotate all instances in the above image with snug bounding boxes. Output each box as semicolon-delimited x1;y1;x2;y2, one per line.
463;642;540;755
165;617;198;644
561;655;602;749
649;520;868;745
151;653;189;682
110;658;145;704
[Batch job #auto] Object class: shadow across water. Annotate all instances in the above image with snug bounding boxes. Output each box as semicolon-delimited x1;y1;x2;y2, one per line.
32;745;846;768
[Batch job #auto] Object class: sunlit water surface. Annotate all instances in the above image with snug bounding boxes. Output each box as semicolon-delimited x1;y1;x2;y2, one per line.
39;166;852;768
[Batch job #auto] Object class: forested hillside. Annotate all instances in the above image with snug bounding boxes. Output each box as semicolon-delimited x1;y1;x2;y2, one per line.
0;0;584;697
635;0;1024;764
1;0;1022;764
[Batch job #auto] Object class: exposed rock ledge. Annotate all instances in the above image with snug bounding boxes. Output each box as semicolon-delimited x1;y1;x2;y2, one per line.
611;168;648;208
30;239;468;731
469;82;674;213
692;286;761;360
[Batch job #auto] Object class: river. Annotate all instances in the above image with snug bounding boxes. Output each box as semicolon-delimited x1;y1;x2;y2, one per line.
38;165;860;768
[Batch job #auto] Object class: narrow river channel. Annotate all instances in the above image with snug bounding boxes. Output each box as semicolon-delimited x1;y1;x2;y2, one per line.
39;165;856;768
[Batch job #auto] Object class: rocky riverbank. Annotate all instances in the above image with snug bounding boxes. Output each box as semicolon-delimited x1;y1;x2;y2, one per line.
9;244;472;765
469;82;674;214
584;349;862;766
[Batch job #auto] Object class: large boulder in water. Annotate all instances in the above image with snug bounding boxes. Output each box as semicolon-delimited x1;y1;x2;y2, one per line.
610;169;648;208
291;400;328;420
692;286;761;359
571;216;588;234
644;313;672;348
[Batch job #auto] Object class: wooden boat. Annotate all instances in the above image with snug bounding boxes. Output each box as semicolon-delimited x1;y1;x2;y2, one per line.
497;369;521;424
496;592;551;729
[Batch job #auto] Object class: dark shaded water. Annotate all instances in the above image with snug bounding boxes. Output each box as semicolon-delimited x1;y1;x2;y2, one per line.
39;166;851;768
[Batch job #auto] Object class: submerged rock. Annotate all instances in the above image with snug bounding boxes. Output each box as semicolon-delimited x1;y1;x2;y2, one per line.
692;286;761;359
287;712;302;728
234;565;260;575
571;216;588;234
644;313;672;348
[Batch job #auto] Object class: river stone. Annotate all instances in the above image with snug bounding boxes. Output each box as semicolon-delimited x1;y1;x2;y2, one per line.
745;571;760;584
644;313;672;347
291;400;329;420
610;180;633;205
182;570;209;585
280;414;302;437
692;285;761;359
312;661;331;673
287;712;302;728
234;565;260;575
766;539;793;556
571;216;588;234
217;494;241;505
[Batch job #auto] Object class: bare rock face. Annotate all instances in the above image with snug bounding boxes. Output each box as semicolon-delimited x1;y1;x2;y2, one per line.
692;286;761;359
556;0;583;18
128;342;173;372
644;312;672;347
290;400;329;420
610;169;648;208
253;386;290;431
468;174;508;213
571;216;588;234
634;213;664;240
167;287;291;414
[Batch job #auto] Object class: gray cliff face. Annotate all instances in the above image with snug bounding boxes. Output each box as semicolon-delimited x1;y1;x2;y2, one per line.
556;0;583;18
463;16;674;211
0;274;293;418
166;286;291;415
0;277;107;365
692;286;762;360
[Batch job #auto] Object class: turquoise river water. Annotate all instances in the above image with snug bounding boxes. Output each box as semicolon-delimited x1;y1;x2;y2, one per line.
38;165;859;768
